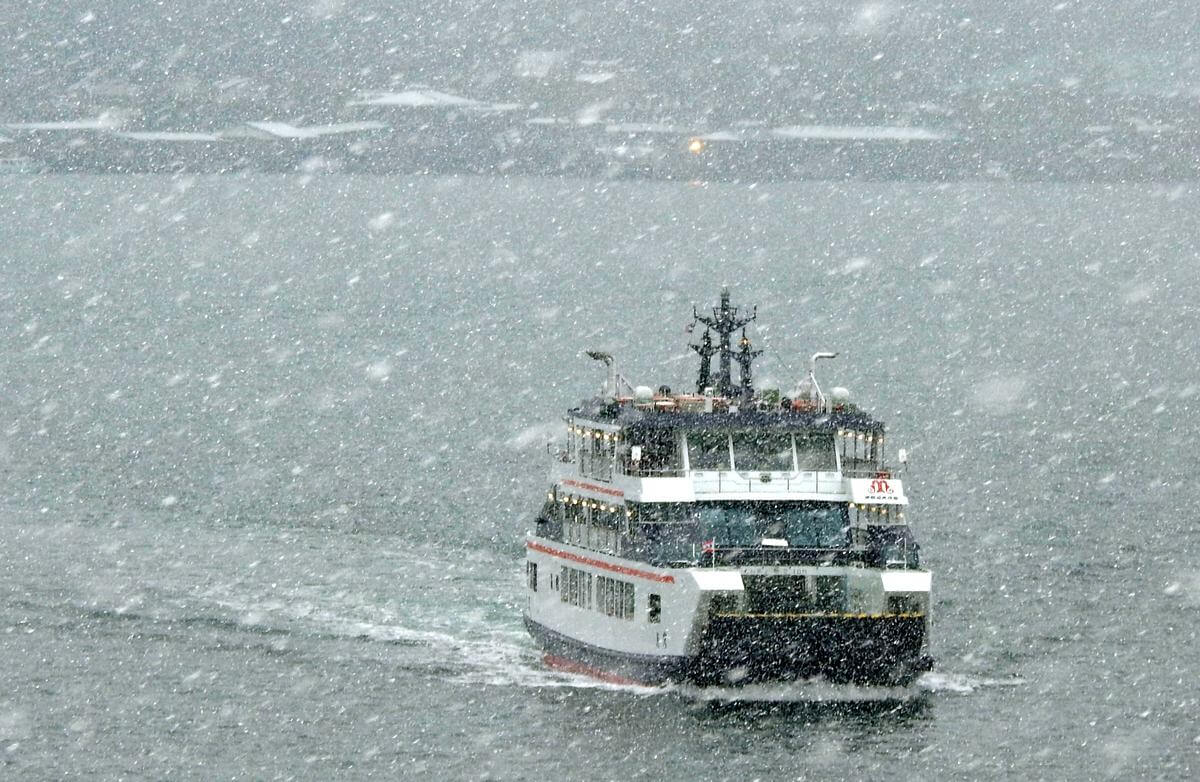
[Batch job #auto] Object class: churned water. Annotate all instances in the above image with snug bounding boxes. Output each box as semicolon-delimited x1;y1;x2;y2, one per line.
1;175;1198;779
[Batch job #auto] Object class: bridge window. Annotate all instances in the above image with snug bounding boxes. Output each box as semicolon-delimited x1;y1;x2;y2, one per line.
695;502;848;549
688;431;730;470
624;430;681;476
625;501;849;563
561;499;621;554
731;431;794;471
795;433;836;471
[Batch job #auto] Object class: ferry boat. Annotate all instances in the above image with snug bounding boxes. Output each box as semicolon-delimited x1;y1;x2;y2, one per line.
523;290;933;687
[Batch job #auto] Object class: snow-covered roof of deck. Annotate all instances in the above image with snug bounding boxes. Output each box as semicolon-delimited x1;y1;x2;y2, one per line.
569;406;884;435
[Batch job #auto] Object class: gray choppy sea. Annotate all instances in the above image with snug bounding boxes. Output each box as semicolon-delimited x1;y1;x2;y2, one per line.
1;175;1198;779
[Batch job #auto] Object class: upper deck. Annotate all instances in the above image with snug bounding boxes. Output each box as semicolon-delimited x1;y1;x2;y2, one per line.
554;396;905;507
556;289;906;507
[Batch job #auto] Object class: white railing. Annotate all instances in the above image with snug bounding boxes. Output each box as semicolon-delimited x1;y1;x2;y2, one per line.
690;470;844;495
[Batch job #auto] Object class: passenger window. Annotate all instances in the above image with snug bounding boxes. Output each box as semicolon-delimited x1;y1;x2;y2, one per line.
648;593;661;623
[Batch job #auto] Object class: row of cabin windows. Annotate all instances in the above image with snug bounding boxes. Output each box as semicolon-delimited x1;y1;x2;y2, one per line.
721;578;923;615
687;431;838;472
567;424;617;482
596;576;635;620
838;430;885;474
566;426;884;477
559;566;593;609
551;494;876;527
627;501;896;529
530;561;916;618
548;497;623;555
564;519;619;555
644;431;844;473
538;496;917;568
542;497;882;555
545;566;660;623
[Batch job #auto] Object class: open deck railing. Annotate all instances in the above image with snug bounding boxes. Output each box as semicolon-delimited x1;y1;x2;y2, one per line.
620;462;686;478
689;470;845;495
841;467;893;479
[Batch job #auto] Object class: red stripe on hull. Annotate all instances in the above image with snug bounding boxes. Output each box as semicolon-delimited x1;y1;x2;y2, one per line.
542;653;647;687
560;479;624;498
526;540;675;584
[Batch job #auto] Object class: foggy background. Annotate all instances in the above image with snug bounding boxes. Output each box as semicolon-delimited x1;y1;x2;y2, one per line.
4;2;1197;173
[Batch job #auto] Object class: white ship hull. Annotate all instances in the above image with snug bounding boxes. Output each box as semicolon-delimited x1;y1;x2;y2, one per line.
524;536;932;687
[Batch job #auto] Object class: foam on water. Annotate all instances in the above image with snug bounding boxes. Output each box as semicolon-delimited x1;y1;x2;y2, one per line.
189;545;1024;703
916;670;1026;694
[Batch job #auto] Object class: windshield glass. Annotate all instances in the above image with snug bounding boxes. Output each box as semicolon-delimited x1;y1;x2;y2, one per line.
688;431;730;470
630;501;848;560
693;501;847;548
795;433;836;470
731;431;794;471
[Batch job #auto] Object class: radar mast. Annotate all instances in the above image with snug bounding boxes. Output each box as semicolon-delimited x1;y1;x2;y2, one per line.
690;288;757;398
736;328;763;404
689;328;717;394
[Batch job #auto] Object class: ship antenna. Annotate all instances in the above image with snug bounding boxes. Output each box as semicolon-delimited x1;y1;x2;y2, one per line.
689;327;717;394
692;287;756;398
736;328;763;404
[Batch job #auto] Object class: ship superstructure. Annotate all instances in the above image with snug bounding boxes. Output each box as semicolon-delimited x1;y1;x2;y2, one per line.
523;290;933;687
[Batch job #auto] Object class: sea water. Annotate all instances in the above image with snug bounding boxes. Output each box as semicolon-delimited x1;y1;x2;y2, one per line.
1;175;1197;778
